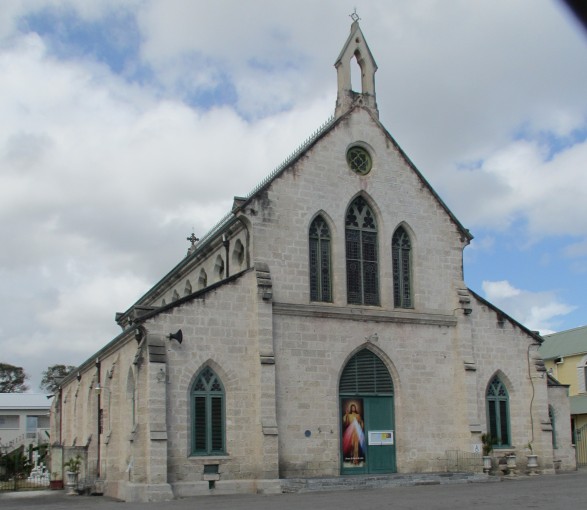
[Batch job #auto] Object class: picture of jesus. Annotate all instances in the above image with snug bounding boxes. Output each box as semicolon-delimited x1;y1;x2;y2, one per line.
342;398;366;467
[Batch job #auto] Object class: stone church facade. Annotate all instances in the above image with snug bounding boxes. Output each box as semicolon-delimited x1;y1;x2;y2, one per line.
50;21;575;502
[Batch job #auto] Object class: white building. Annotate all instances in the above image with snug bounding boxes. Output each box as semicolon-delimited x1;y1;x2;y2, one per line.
51;21;575;502
0;393;50;453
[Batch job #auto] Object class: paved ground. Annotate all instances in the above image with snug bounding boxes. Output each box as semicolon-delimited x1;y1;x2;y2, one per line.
1;471;585;510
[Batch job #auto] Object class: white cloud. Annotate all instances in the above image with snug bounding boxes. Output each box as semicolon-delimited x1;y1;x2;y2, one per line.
482;280;576;335
0;0;586;389
443;136;587;240
482;281;521;300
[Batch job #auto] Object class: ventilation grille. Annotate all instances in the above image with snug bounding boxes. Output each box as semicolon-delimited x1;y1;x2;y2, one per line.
339;349;393;395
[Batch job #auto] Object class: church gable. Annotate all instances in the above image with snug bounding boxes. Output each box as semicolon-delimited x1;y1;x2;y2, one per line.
239;105;470;311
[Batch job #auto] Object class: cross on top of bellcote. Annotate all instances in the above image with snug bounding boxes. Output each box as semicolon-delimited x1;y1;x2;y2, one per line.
350;8;361;23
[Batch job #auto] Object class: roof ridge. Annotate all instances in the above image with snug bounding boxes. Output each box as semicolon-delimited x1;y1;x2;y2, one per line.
543;324;587;337
195;114;336;247
245;114;336;200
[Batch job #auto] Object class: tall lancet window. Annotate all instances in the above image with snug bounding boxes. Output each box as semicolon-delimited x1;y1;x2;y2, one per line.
309;215;332;302
486;375;510;447
392;226;412;308
345;197;379;305
191;366;225;455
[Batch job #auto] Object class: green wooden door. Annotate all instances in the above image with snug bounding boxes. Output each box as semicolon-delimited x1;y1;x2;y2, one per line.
365;396;396;473
340;396;396;474
339;348;396;475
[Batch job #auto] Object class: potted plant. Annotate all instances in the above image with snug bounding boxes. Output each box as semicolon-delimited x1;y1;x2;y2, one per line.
526;442;539;475
63;455;82;495
50;471;64;490
481;433;493;474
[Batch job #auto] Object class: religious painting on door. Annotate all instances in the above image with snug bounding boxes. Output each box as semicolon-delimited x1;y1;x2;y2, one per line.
341;398;366;467
339;348;396;475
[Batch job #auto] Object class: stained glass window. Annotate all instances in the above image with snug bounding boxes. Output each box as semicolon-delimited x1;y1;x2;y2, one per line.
486;376;510;447
191;367;225;455
346;197;379;305
309;216;332;302
392;227;412;308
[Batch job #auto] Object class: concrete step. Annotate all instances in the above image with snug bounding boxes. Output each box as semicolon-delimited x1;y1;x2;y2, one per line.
281;472;494;493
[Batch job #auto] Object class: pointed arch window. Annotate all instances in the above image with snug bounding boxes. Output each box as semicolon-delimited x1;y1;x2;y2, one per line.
339;349;393;395
198;269;207;290
309;215;332;302
345;197;379;305
191;366;225;455
486;376;510;447
214;256;225;281
392;226;412;308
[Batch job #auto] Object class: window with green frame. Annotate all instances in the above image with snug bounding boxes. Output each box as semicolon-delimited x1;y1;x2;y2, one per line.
309;215;332;302
392;226;412;308
486;375;510;447
191;366;225;455
345;196;379;306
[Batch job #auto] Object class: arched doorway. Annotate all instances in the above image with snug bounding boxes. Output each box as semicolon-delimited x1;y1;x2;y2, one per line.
339;348;396;474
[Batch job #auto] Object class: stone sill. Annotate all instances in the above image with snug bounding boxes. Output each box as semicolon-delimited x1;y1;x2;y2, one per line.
187;455;230;462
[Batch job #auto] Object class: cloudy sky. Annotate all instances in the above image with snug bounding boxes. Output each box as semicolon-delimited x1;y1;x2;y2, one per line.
1;1;586;391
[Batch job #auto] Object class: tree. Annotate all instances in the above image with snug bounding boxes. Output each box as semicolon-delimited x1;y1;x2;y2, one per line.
40;364;76;393
0;363;29;393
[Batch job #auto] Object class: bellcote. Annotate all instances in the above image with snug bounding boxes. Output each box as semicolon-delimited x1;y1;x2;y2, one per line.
334;20;378;119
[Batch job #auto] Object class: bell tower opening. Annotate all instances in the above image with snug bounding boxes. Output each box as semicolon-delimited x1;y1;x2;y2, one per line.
350;54;361;94
334;17;379;119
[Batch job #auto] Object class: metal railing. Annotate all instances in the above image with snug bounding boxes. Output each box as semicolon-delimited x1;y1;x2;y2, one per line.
1;428;50;455
443;450;484;472
0;447;50;492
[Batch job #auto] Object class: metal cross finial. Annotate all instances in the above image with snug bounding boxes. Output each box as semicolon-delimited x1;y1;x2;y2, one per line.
350;8;360;22
187;232;199;247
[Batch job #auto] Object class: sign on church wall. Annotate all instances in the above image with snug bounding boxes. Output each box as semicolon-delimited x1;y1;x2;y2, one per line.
341;398;366;468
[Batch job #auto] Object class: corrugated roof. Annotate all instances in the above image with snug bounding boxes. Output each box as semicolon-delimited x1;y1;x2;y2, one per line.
539;325;587;360
570;395;587;415
0;393;51;409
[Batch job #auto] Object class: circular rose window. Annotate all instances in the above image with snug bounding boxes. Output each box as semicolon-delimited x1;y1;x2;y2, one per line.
346;146;372;175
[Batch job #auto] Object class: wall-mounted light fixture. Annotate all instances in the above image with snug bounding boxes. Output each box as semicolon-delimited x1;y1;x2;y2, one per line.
94;383;108;395
134;327;145;343
167;329;183;344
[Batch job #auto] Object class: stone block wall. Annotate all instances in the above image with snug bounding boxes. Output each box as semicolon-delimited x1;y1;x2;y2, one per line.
244;108;468;313
468;296;557;473
153;270;278;495
547;384;577;471
273;310;468;476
